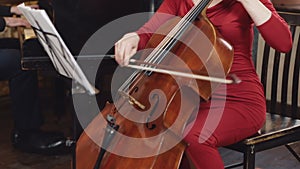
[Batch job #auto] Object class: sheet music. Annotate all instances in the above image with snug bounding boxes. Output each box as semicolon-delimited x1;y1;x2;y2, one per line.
18;3;98;95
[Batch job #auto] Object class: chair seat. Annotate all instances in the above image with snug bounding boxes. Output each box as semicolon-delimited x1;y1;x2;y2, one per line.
224;11;300;169
226;113;300;152
246;113;300;144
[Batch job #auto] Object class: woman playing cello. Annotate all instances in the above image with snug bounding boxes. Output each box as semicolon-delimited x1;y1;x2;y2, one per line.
114;0;292;168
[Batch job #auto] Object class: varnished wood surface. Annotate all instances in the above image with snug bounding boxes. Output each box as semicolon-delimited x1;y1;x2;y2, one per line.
0;94;299;169
0;96;71;169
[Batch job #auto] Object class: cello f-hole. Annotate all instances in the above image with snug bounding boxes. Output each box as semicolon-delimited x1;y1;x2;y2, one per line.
146;93;160;130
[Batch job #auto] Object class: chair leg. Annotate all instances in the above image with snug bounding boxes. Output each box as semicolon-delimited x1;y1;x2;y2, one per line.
285;144;300;162
243;145;255;169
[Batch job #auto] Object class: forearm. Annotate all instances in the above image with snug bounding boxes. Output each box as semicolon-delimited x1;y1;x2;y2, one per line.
3;17;30;28
136;0;179;49
0;5;29;16
238;0;292;52
237;0;272;26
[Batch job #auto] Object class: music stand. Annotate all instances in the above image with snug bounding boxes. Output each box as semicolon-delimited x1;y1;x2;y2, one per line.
18;4;99;169
17;3;98;95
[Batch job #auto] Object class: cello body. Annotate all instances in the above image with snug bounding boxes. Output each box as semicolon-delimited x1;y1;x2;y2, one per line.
76;0;234;168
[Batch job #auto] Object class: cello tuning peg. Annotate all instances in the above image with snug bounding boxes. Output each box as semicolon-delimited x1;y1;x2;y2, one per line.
106;114;116;123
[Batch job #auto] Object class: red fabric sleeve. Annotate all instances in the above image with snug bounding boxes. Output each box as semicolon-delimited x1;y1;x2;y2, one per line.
136;0;180;50
137;0;293;53
256;0;292;52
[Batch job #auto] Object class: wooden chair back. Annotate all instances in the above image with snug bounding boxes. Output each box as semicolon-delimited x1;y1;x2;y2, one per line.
255;11;300;119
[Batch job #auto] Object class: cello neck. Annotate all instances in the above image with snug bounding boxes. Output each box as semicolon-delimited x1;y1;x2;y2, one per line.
142;0;212;65
118;0;213;94
184;0;211;22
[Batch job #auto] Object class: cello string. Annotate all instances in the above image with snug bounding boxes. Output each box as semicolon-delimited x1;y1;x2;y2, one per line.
114;1;216;121
139;0;200;65
118;1;205;94
110;0;217;141
146;0;209;65
117;0;211;97
120;0;208;81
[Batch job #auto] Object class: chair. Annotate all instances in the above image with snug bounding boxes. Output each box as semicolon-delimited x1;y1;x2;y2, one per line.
224;11;300;169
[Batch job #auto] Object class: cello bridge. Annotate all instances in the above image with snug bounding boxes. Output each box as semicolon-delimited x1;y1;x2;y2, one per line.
119;91;146;110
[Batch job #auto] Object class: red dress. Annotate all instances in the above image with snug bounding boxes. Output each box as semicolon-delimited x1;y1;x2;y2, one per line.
136;0;292;168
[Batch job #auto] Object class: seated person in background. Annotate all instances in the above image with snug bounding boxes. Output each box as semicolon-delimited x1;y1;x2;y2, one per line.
0;4;71;155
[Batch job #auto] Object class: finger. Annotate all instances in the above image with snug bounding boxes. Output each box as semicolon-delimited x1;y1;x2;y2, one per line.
30;4;40;9
115;41;126;66
124;45;137;66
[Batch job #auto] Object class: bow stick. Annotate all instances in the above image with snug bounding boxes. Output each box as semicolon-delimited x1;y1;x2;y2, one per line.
127;59;241;84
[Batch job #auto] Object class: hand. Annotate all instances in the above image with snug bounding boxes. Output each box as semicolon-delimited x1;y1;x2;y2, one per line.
114;32;140;66
11;5;39;15
4;17;31;28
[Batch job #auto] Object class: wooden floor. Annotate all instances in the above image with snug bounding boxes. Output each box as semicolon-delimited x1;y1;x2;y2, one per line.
0;95;72;169
0;93;300;169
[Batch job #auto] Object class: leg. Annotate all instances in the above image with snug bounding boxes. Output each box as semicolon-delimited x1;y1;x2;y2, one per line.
0;48;43;130
0;48;71;155
244;146;256;169
0;49;22;80
181;99;265;169
9;69;43;131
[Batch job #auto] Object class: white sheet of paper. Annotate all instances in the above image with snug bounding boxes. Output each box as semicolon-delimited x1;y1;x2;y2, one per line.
18;3;97;95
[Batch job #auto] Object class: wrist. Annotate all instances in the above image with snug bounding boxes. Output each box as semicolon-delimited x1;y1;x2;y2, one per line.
10;6;16;14
237;0;272;26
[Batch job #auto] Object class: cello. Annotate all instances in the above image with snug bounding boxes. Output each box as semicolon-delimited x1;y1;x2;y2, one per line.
76;0;236;168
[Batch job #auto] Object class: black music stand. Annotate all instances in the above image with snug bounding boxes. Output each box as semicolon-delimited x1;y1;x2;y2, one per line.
18;4;99;169
18;3;97;95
